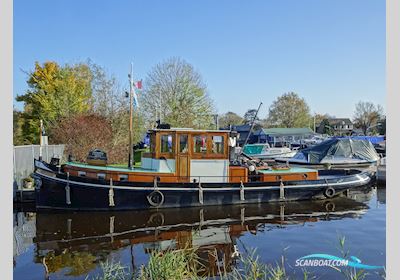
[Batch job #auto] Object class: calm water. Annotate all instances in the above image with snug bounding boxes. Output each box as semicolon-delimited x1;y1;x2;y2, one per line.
14;185;386;280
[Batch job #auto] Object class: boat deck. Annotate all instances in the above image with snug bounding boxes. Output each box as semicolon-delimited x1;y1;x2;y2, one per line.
66;162;173;173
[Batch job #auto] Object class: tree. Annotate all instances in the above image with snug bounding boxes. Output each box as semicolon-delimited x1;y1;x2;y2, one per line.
352;101;384;135
218;111;243;128
378;117;386;135
50;114;115;162
318;118;332;135
266;92;311;128
314;113;331;128
13;109;24;145
141;57;215;129
16;61;93;143
89;61;145;150
243;109;261;125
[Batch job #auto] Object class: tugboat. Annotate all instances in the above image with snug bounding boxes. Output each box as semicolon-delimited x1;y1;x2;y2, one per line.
33;126;372;210
32;66;373;211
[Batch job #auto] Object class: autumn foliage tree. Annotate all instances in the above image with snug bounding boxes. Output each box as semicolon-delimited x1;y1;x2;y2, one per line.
16;61;93;143
50;114;125;163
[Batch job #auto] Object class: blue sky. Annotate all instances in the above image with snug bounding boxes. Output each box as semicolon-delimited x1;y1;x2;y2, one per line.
13;0;385;119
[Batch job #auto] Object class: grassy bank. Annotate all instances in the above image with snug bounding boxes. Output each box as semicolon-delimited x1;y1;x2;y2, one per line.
89;235;386;280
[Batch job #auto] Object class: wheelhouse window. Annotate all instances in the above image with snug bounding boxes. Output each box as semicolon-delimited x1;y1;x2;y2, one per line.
160;134;173;153
179;135;188;153
78;171;86;177
97;173;106;180
193;135;207;153
212;135;224;154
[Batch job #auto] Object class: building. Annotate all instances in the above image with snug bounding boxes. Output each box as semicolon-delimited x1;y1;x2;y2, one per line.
317;118;353;135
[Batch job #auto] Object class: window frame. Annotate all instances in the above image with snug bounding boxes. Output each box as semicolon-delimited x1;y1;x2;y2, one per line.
158;132;175;159
211;135;225;154
192;134;208;155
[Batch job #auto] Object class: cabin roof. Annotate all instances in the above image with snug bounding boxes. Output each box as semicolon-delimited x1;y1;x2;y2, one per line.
253;127;314;136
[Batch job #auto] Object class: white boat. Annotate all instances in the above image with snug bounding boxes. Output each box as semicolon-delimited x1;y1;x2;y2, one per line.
242;143;297;159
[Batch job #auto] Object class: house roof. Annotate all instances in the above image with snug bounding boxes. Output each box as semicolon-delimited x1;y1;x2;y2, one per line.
231;124;251;132
325;118;353;125
253;127;314;136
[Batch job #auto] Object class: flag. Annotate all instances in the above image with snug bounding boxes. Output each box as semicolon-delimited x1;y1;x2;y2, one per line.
133;90;139;108
135;80;142;89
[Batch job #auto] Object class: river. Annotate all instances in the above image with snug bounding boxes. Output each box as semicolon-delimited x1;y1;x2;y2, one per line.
13;185;385;280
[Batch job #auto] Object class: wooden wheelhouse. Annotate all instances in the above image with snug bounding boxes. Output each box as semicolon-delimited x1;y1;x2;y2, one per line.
63;128;249;183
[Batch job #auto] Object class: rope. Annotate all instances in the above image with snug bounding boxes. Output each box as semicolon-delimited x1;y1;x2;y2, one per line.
65;172;71;205
198;181;203;204
240;180;245;201
109;178;115;207
280;205;285;222
110;216;115;243
279;179;285;200
199;208;204;228
241;207;245;225
154;177;159;190
67;219;72;236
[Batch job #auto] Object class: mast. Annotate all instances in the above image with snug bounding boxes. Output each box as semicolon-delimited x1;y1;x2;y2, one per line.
242;102;263;147
128;63;134;169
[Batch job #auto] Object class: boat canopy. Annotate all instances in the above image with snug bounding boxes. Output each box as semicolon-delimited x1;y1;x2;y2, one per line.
288;138;379;164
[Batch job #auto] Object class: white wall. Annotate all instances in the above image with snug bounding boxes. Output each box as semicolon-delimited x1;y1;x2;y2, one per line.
190;159;229;183
141;157;175;173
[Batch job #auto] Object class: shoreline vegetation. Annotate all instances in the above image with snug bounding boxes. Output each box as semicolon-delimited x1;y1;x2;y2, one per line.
89;236;386;280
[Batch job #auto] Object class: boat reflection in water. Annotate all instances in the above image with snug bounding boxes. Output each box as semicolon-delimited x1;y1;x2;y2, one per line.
33;187;374;278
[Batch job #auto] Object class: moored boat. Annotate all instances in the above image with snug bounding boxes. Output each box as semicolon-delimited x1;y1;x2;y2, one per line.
275;138;380;169
32;128;373;211
242;143;297;159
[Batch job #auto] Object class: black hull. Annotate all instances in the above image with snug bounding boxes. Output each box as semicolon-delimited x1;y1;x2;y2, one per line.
33;168;372;211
